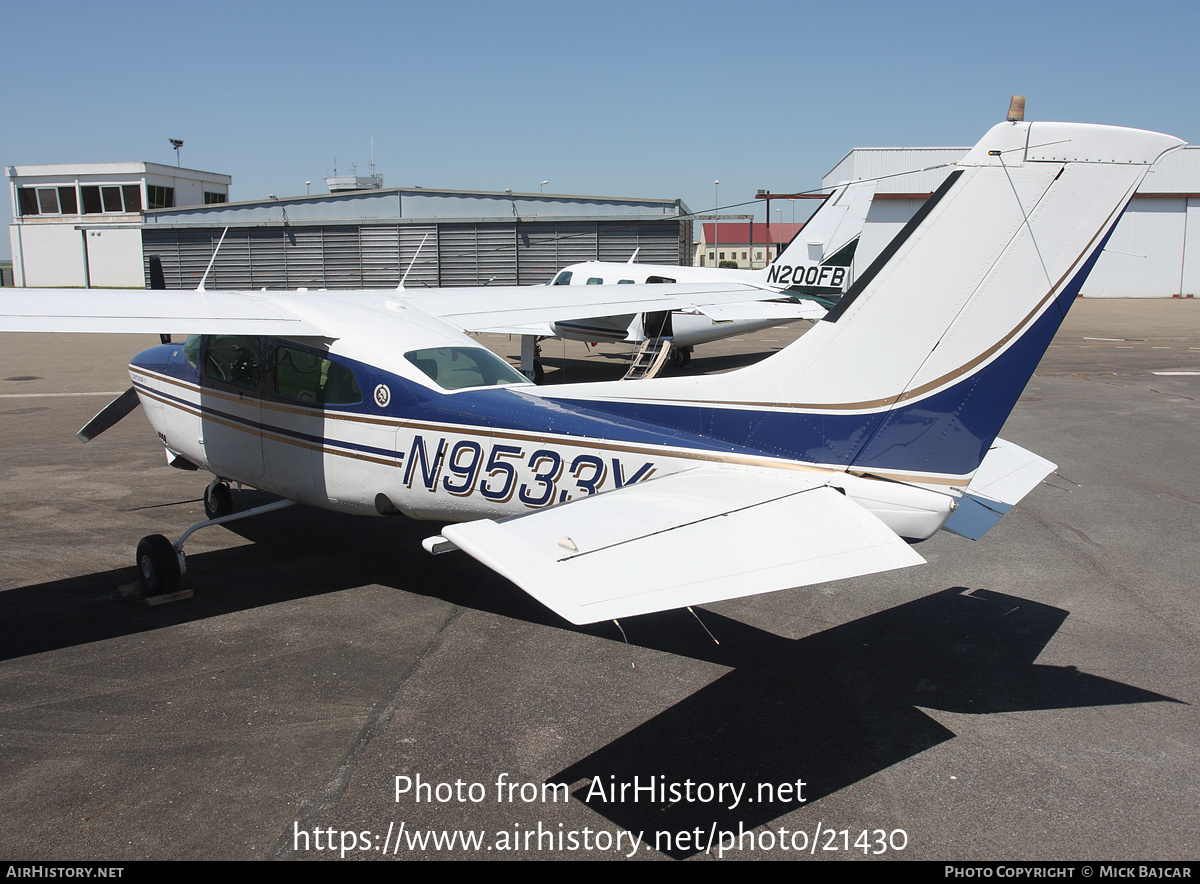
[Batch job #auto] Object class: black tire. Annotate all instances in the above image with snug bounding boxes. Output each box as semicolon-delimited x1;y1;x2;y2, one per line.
204;481;233;519
136;535;180;596
533;358;545;385
670;347;691;368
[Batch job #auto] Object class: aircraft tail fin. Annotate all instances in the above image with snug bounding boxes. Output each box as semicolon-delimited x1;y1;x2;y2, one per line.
548;121;1183;485
750;179;876;305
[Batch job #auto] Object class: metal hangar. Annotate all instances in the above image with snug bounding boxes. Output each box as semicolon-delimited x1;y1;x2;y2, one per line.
140;188;693;289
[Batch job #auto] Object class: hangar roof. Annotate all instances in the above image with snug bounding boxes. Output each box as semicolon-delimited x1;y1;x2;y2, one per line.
144;186;689;228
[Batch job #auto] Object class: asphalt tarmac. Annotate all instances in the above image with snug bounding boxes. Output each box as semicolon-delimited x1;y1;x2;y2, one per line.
0;299;1197;861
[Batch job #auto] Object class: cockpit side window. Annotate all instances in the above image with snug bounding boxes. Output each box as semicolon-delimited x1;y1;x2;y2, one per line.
183;334;201;370
552;271;572;285
203;335;261;391
586;277;603;285
404;347;528;391
274;344;362;406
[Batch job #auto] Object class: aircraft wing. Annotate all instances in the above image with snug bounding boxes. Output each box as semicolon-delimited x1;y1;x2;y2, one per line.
0;281;775;339
395;282;776;333
942;438;1057;540
463;296;823;338
688;300;826;322
426;467;924;624
0;288;327;337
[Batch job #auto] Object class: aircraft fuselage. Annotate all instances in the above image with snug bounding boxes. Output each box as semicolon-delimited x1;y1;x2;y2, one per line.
129;337;955;541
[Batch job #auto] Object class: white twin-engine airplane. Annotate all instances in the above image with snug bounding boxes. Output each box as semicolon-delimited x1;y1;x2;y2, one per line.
528;179;876;371
1;120;1182;626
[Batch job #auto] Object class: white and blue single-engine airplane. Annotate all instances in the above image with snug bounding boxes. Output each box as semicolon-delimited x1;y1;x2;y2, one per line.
0;119;1182;625
523;179;876;374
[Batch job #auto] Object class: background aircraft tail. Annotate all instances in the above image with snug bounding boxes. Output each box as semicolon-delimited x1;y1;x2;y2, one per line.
749;179;876;305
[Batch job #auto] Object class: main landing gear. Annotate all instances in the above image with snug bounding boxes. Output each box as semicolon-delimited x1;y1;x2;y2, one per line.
204;478;233;519
134;479;295;599
519;335;545;384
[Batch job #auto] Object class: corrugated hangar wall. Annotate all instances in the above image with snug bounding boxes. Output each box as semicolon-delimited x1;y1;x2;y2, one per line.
142;219;689;290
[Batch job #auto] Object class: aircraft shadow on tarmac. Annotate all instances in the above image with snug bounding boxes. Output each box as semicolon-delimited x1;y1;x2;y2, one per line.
0;496;1177;859
546;590;1179;858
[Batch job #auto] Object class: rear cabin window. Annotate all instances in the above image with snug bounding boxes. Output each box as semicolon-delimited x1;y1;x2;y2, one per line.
274;345;362;405
405;347;527;391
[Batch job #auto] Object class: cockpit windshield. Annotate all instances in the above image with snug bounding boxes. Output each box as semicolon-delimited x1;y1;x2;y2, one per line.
404;347;528;391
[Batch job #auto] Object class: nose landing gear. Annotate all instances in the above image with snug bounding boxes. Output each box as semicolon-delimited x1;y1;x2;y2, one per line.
135;534;183;597
134;482;295;601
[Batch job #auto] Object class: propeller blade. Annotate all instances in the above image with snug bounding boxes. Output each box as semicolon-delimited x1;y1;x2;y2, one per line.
77;387;141;443
148;254;166;290
148;255;171;343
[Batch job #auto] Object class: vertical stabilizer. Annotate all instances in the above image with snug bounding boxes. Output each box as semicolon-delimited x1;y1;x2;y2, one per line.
543;121;1184;482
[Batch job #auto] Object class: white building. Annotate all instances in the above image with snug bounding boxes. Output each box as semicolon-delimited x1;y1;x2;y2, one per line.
8;163;231;287
824;145;1200;298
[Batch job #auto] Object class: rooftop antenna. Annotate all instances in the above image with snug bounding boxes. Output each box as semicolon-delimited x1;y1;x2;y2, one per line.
169;138;183;167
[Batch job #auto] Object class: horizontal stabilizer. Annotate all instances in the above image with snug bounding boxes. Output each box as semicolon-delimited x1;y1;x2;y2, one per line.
943;438;1057;540
432;467;924;624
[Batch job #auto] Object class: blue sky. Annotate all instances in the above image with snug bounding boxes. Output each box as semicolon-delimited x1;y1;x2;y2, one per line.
5;0;1199;261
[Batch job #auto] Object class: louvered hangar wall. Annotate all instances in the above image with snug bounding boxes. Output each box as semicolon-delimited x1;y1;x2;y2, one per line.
143;219;689;290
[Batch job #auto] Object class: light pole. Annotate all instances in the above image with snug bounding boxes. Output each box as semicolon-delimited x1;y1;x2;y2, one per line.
776;208;783;260
713;180;719;267
540;180;549;193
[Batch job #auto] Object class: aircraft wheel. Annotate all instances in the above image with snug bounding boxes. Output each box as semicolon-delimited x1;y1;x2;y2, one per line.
670;347;691;368
204;481;233;520
533;358;545;385
136;535;180;596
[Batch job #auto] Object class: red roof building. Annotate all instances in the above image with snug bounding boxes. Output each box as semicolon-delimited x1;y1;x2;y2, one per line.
696;221;805;269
